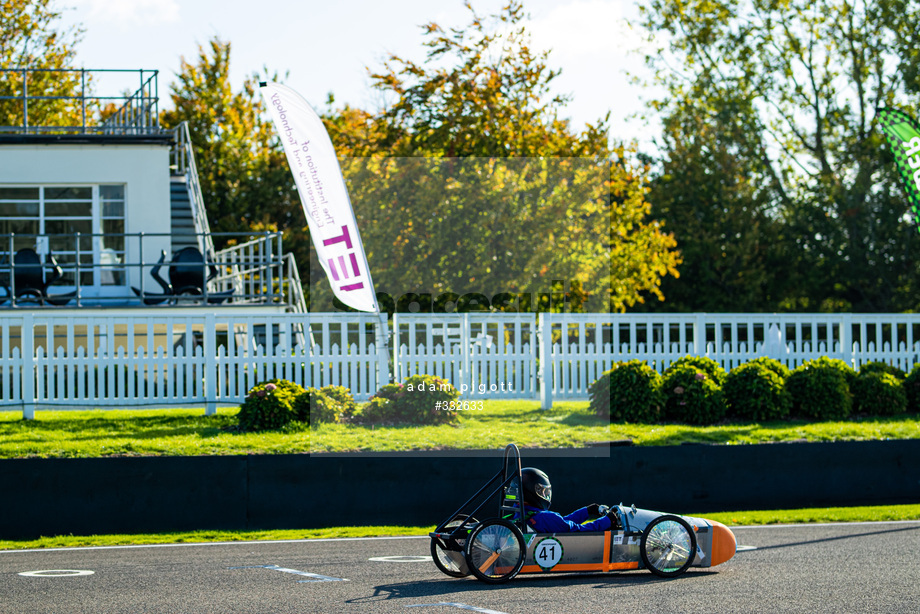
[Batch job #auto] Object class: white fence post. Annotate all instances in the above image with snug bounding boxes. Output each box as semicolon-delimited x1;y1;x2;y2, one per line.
539;312;552;409
21;313;34;419
204;312;217;415
694;313;706;357
377;313;390;389
461;312;471;395
841;313;853;369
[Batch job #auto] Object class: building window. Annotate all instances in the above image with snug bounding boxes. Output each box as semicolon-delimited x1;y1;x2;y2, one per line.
0;184;126;288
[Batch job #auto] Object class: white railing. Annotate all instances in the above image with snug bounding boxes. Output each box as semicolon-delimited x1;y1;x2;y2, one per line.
3;311;920;417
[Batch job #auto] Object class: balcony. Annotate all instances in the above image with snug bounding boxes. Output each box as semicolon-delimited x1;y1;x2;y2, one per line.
0;231;306;311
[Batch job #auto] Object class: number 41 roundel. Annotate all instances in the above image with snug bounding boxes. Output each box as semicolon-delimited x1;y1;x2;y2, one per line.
533;537;564;570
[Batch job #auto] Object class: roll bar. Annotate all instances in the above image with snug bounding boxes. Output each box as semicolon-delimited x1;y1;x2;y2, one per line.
432;443;526;537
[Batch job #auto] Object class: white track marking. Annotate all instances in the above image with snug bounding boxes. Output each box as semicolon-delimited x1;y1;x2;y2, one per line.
18;569;94;577
406;603;509;614
229;564;347;582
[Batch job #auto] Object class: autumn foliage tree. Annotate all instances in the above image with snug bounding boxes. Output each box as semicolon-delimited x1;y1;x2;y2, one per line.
0;0;85;129
314;1;680;312
160;38;300;247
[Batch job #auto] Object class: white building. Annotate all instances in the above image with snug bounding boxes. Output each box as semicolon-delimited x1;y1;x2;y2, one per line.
0;68;326;416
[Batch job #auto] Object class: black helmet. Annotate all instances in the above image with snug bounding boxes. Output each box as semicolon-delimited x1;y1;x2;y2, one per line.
521;467;552;510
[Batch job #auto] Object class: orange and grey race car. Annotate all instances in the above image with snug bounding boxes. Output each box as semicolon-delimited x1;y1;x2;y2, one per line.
430;444;737;583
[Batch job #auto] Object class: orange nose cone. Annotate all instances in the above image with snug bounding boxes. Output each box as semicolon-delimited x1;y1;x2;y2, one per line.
709;521;737;567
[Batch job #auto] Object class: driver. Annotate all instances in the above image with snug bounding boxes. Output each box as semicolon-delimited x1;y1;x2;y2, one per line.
517;467;618;533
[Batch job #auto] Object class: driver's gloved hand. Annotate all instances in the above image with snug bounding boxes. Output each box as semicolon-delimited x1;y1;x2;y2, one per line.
587;503;609;517
606;507;621;529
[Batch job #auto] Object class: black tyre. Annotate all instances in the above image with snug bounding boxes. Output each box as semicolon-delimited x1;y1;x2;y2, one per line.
431;515;477;578
640;514;697;578
464;518;525;584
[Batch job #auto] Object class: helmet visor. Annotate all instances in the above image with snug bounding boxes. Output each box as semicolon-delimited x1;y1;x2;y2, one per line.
535;483;552;504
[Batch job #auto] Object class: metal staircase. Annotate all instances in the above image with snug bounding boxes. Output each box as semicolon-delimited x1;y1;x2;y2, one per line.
169;121;215;259
169;177;199;253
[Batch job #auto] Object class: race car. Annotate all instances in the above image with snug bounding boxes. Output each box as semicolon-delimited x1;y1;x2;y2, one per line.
430;444;737;583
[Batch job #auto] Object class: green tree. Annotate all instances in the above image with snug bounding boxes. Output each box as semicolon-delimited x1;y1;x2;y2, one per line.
160;38;300;247
640;0;920;312
0;0;84;129
313;1;679;312
640;94;794;312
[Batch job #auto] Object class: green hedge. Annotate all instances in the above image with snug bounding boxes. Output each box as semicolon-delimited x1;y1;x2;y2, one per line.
661;363;726;425
238;355;916;431
905;364;920;413
723;361;790;422
236;379;305;431
361;375;460;425
237;381;357;431
588;360;662;423
588;356;915;426
667;355;728;386
852;371;906;416
786;358;852;421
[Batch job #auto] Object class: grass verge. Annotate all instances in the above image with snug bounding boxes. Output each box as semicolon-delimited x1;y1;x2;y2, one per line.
1;402;918;458
2;504;918;552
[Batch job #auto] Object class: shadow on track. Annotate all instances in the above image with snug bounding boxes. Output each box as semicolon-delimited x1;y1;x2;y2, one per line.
346;569;718;604
751;524;920;552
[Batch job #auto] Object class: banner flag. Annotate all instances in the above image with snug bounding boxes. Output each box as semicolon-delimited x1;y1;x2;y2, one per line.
260;82;378;313
879;107;920;232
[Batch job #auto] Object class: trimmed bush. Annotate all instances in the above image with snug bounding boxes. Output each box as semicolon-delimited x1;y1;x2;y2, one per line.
858;361;906;380
291;386;356;425
905;364;920;414
361;375;460;425
359;383;403;424
661;364;726;425
588;360;663;423
667;355;727;386
236;379;305;431
813;356;858;389
786;359;852;420
723;362;791;422
852;371;906;416
746;356;791;381
319;385;359;423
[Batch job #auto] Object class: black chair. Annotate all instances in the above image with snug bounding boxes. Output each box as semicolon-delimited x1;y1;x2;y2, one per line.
0;254;8;303
131;250;172;305
132;247;233;305
2;248;76;306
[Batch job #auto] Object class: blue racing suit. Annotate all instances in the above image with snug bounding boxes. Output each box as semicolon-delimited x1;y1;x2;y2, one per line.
518;504;612;533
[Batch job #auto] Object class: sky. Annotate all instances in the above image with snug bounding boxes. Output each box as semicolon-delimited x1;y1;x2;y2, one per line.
59;0;664;146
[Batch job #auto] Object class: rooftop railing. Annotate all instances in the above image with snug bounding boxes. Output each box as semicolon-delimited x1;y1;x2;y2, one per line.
0;231;307;311
0;68;162;136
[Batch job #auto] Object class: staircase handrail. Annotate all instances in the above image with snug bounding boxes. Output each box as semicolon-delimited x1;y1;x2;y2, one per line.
170;121;216;261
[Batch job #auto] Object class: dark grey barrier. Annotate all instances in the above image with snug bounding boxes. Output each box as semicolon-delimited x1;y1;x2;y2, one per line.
2;440;919;540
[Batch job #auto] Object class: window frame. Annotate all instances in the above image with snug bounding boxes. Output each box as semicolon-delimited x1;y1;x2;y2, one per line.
0;184;127;294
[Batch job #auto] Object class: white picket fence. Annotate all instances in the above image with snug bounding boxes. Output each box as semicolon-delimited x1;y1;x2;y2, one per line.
2;311;920;417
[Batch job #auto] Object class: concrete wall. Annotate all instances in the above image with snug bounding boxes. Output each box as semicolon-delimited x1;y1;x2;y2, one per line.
2;440;919;540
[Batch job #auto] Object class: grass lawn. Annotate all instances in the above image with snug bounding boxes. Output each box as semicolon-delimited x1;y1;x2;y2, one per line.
1;400;918;458
2;503;918;551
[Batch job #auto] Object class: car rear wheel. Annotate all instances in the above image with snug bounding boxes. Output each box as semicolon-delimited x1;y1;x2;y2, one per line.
465;518;525;583
640;515;697;578
431;515;477;578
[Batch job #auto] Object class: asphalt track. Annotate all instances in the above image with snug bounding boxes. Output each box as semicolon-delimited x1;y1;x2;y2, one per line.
1;521;919;613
